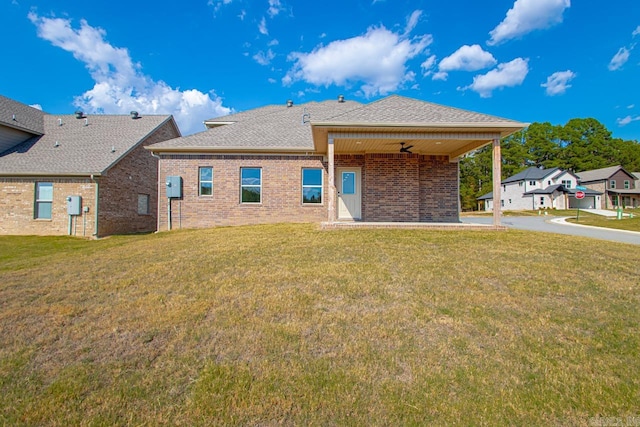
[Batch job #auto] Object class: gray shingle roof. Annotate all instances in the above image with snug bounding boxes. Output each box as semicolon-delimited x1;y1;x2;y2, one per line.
0;94;46;134
151;99;363;151
319;94;523;124
502;166;560;184
149;95;526;152
0;114;174;176
576;165;625;182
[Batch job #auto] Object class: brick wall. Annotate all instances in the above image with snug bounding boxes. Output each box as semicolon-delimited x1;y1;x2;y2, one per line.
157;154;328;230
0;178;96;236
156;152;460;229
96;119;179;236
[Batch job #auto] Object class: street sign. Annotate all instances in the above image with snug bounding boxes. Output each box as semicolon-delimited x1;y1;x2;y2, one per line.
575;190;585;199
575;185;587;191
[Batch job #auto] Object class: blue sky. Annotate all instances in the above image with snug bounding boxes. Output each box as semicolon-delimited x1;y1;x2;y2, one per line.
1;0;639;140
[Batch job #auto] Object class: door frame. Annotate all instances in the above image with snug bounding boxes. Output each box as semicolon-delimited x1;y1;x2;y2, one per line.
336;167;362;220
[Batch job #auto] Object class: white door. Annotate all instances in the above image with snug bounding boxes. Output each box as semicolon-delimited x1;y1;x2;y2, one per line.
337;168;361;220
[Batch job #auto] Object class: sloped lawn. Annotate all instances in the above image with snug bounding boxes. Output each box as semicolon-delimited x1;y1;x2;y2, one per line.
1;224;639;425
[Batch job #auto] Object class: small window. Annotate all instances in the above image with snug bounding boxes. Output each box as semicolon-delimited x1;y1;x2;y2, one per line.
624;180;630;189
562;180;572;188
500;200;504;207
199;167;213;196
540;197;545;205
35;182;53;219
610;180;616;189
241;168;262;203
138;194;150;215
519;182;523;187
529;180;536;186
302;168;323;204
503;185;506;191
509;199;512;204
548;180;551;185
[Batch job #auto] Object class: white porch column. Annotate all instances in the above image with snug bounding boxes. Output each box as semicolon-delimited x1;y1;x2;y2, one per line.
492;138;502;227
327;138;336;223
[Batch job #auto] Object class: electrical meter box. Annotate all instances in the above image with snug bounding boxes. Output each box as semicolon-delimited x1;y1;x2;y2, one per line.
66;196;82;215
166;176;182;198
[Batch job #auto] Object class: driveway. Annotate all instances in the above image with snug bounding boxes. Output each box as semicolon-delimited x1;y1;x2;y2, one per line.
461;215;640;246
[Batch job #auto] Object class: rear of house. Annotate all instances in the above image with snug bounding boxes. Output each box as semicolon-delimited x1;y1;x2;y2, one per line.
0;95;180;237
148;95;526;230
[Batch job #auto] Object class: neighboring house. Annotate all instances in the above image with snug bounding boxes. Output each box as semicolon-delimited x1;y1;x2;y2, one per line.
0;95;181;237
478;166;601;211
576;165;640;209
146;95;526;230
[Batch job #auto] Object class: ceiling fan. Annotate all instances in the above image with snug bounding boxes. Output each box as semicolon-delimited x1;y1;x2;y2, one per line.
399;142;414;154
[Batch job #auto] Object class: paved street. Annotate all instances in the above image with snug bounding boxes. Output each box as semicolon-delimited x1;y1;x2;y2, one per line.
461;215;640;246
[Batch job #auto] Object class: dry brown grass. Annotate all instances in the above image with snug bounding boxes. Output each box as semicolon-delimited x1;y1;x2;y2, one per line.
1;224;639;425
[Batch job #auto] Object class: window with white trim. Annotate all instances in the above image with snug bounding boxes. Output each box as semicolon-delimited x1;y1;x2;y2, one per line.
241;168;262;203
302;168;323;204
35;182;53;219
562;180;572;188
624;180;630;189
199;167;213;196
610;180;616;189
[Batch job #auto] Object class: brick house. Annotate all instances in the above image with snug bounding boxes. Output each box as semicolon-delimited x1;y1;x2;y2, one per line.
0;95;180;237
577;165;640;209
147;95;526;230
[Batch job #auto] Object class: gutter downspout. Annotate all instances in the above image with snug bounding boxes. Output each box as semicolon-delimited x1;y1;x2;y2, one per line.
91;174;99;238
150;152;162;232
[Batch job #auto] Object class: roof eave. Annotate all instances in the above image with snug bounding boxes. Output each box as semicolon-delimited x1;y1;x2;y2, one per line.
311;121;529;136
146;146;314;154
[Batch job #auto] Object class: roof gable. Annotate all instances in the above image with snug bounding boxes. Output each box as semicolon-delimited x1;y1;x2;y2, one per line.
577;165;636;182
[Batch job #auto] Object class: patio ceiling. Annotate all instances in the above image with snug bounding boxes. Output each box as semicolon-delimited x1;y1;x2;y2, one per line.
312;123;526;159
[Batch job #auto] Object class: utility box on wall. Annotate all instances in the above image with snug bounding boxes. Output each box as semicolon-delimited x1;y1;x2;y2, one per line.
66;196;82;215
166;176;182;198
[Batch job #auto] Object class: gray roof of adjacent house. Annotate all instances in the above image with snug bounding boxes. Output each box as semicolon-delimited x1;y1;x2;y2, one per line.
524;184;601;196
0;95;46;135
576;165;632;182
148;95;527;153
502;166;561;184
0;113;176;176
477;191;493;200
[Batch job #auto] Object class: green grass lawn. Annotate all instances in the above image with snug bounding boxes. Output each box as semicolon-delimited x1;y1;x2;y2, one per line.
1;224;639;425
567;211;640;232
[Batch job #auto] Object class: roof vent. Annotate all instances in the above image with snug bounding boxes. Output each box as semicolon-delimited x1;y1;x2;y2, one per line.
338;94;345;103
84;118;89;127
286;100;293;108
54;141;60;147
75;111;84;119
111;146;116;153
58;118;63;126
12;114;16;121
130;111;139;119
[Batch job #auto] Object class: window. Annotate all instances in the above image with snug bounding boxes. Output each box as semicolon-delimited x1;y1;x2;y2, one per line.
624;180;630;189
302;168;323;204
548;180;551;185
610;180;616;189
35;182;53;219
199;167;213;196
503;185;506;191
540;197;545;205
138;194;150;215
500;200;504;207
562;180;572;188
241;168;261;203
529;180;536;186
519;182;523;187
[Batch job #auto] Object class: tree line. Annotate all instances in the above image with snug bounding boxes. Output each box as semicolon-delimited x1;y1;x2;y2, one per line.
459;118;640;211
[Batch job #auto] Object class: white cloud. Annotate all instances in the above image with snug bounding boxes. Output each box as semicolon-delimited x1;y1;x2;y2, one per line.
633;26;640;37
253;49;275;65
267;0;284;17
541;70;576;95
461;58;529;98
284;26;432;97
404;10;422;36
29;13;231;135
258;17;268;35
608;47;630;71
488;0;570;45
208;0;234;15
434;44;496;80
421;54;436;76
617;115;640;126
